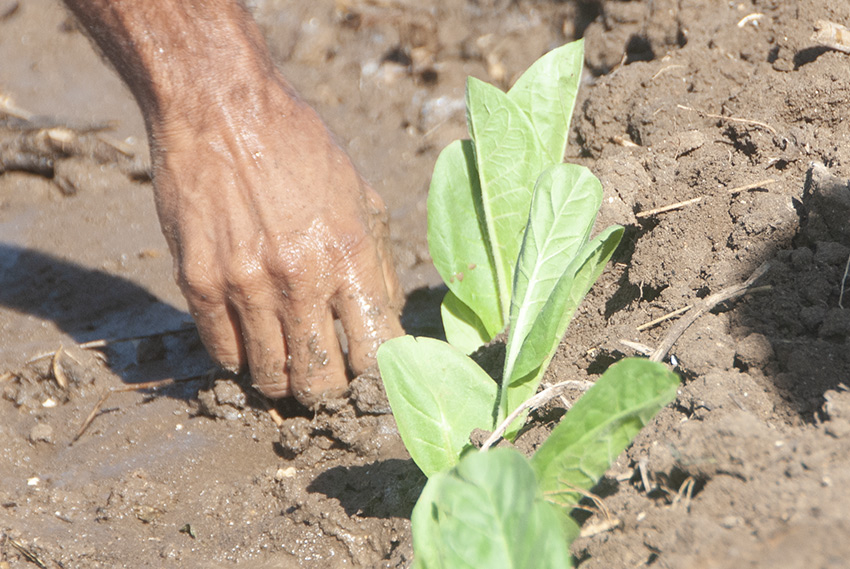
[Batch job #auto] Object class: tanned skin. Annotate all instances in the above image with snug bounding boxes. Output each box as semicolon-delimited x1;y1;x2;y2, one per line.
61;0;403;406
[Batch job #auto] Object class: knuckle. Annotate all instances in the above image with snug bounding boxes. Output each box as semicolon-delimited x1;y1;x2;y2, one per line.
337;233;379;274
224;258;266;296
266;240;322;285
177;263;221;301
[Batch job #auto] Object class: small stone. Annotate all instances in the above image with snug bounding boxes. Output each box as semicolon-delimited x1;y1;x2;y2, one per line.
824;419;850;439
274;466;297;481
134;504;164;523
279;417;313;455
196;379;246;421
28;423;54;444
675;130;706;156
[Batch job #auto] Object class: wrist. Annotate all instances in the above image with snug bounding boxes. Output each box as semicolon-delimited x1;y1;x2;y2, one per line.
139;19;289;129
151;66;301;151
64;0;297;132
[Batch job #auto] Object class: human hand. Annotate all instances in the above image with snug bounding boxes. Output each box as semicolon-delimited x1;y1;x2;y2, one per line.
61;0;403;406
149;78;403;406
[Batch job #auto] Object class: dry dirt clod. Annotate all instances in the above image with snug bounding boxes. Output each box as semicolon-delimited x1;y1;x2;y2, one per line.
28;422;54;444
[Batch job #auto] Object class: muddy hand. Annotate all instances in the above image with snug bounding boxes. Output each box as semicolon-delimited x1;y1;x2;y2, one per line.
155;94;403;405
63;0;403;406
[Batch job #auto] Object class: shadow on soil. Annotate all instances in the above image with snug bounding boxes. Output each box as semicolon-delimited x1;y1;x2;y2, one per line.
730;164;850;420
0;243;211;384
309;458;426;519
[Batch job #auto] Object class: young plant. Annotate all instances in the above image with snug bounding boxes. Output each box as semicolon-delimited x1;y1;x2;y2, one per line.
377;40;680;567
410;359;679;569
379;39;625;474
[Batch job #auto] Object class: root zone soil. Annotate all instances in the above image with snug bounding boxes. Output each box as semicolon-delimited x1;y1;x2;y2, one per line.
2;0;850;567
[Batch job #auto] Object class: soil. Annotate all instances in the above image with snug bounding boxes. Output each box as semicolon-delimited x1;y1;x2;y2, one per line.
2;0;850;567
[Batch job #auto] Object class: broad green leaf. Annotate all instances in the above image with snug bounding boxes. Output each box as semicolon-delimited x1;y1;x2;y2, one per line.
377;336;498;477
508;40;585;164
499;225;623;435
532;358;679;506
441;290;491;355
411;448;577;569
466;78;548;317
503;164;603;393
427;140;503;342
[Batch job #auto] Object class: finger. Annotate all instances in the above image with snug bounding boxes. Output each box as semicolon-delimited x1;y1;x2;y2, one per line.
333;250;404;377
363;185;404;312
186;295;246;373
379;230;404;313
284;303;348;407
236;306;291;399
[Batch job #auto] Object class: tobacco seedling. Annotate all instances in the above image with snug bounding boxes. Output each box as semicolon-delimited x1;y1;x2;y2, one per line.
377;40;679;568
409;359;678;569
379;39;626;471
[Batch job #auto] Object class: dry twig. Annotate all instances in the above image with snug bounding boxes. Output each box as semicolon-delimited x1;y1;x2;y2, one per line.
78;327;195;350
812;19;850;54
0;94;33;120
258;397;285;427
51;346;69;389
73;372;211;444
637;305;692;331
26;327;196;365
7;537;47;569
840;253;850;309
649;262;770;363
652;64;685;80
672;476;697;511
636;179;776;219
677;104;776;135
638;456;653;493
736;13;764;28
636;196;702;218
611;135;639;147
544;480;621;537
579;516;622;538
619;339;654;356
546;481;612;515
480;379;593;451
726;178;776;194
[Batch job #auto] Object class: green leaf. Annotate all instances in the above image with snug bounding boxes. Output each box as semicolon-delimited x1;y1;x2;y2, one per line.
427;139;503;344
466;78;548;318
501;224;624;428
508;40;585;164
441;290;491;355
503;164;604;394
496;165;623;435
411;448;577;569
377;336;498;477
531;358;680;506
